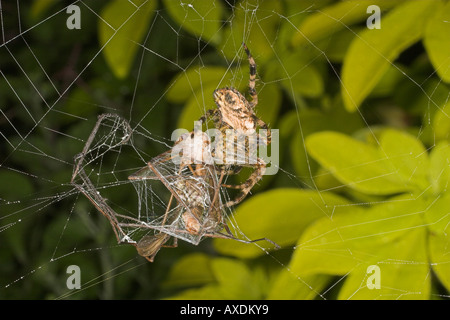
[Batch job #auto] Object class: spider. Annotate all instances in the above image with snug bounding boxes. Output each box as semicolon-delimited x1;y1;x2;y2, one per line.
127;130;279;262
71;115;278;263
198;43;271;207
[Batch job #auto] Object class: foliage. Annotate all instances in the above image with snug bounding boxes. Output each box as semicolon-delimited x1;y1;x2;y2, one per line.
2;0;450;300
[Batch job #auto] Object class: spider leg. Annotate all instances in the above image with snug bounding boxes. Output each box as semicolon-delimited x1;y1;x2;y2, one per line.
205;230;280;250
224;157;266;207
198;109;219;125
243;43;258;109
161;193;175;226
216;165;242;177
202;168;226;229
73;168;126;244
162;237;178;249
255;118;271;145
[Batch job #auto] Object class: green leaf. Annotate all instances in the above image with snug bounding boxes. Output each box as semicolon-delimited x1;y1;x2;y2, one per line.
370;64;405;97
409;78;450;145
428;231;450;292
275;51;324;98
423;192;450;237
379;129;429;191
163;253;215;288
341;0;438;111
214;189;351;259
338;227;430;300
306;131;412;195
429;142;450;194
165;257;268;299
294;194;427;276
292;0;402;47
268;272;333;300
290;101;363;186
99;0;157;79
162;0;223;45
423;1;450;83
432;98;450;142
167;66;228;103
291;129;316;188
210;258;266;299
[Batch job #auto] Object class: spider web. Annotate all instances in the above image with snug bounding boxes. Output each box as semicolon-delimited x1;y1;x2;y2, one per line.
1;0;449;300
70;112;238;247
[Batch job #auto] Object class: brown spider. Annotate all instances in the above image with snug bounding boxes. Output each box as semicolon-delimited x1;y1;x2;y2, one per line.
199;43;271;207
71;115;278;263
128;130;279;262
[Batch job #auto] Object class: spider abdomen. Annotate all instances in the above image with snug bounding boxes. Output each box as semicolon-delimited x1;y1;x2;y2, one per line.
213;88;255;133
